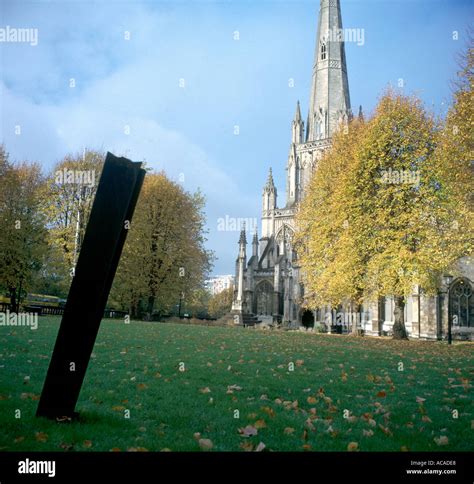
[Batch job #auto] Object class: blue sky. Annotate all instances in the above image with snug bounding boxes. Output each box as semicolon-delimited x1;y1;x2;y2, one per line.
0;0;472;275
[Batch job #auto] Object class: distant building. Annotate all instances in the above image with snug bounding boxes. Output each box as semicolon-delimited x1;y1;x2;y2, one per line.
206;275;234;295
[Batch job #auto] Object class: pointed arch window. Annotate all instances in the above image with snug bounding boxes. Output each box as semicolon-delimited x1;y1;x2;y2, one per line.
321;41;327;60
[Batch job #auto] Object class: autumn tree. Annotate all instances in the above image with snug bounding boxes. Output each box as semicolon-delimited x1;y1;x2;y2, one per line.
42;149;104;280
208;286;234;319
427;37;473;273
185;287;211;319
110;172;214;319
0;146;48;310
297;84;472;339
295;119;367;336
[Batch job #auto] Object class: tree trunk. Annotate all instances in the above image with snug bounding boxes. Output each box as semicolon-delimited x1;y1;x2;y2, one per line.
178;297;182;318
18;278;23;310
9;286;17;313
146;294;155;317
392;295;408;340
351;302;359;335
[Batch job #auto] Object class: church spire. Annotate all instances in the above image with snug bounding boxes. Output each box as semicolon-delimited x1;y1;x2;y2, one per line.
238;223;247;245
264;167;276;193
262;167;277;236
252;229;258;257
292;100;304;144
306;0;351;142
294;100;302;121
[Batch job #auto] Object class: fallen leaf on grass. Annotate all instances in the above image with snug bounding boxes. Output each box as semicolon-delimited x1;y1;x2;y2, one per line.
127;447;149;452
305;419;315;431
59;442;74;451
347;442;359;452
284;427;295;435
35;432;48;443
254;419;266;429
255;442;266;452
83;440;93;448
362;430;374;437
239;425;258;437
227;384;242;393
56;416;72;423
14;436;25;443
378;424;392;436
240;441;254;451
198;439;213;450
434;436;449;446
416;396;426;404
261;406;275;418
307;396;317;404
199;387;211;394
376;391;386;398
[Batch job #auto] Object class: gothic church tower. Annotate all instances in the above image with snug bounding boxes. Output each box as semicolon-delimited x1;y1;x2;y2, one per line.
229;0;352;327
288;0;352;207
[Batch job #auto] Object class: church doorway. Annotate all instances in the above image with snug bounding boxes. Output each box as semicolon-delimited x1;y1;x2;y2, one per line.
255;281;273;315
301;309;314;328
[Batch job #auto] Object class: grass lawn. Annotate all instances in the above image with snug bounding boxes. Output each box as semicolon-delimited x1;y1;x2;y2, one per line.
0;316;472;452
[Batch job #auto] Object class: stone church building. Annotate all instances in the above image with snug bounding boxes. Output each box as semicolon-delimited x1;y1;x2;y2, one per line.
229;0;473;340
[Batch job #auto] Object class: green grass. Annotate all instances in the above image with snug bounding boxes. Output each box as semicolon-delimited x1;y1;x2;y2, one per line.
0;317;472;452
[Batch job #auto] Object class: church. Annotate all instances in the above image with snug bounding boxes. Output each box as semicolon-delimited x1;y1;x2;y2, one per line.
229;0;473;340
